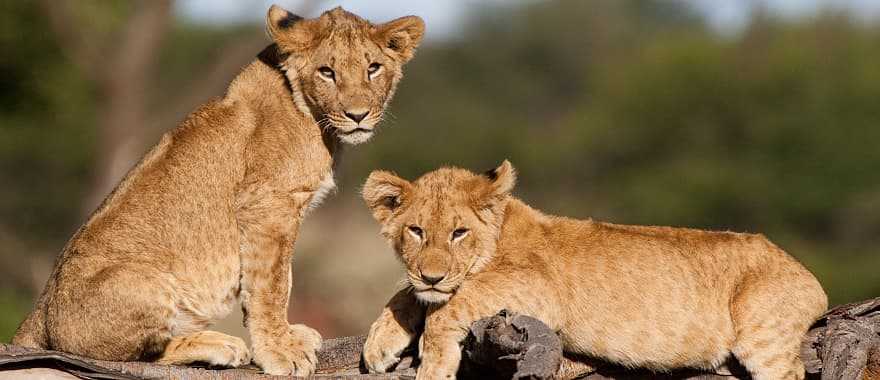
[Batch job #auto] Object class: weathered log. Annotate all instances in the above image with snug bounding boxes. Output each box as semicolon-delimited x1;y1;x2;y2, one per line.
459;309;749;380
460;310;563;379
1;297;878;379
802;297;880;380
0;337;407;379
462;297;880;379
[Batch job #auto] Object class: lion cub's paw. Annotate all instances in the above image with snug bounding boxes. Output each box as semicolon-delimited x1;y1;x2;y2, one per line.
213;336;252;367
216;335;252;367
363;318;413;373
363;336;402;373
253;324;323;376
157;330;251;368
289;323;323;352
415;365;456;380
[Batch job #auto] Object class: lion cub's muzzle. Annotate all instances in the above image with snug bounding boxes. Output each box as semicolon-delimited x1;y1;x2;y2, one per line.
409;253;458;304
409;278;456;304
335;125;374;145
332;108;380;145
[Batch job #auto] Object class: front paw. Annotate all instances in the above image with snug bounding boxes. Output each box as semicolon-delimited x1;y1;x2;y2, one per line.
289;323;322;352
363;317;415;373
416;363;457;380
415;335;461;380
253;324;322;376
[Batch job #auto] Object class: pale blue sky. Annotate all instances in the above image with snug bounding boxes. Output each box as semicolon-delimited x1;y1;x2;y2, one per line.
175;0;880;40
174;0;508;40
690;0;880;34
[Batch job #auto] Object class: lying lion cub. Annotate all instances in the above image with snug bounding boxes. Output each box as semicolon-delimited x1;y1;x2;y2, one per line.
361;161;827;380
13;5;423;376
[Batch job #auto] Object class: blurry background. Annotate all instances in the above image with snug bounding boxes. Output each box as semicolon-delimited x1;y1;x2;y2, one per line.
2;0;879;342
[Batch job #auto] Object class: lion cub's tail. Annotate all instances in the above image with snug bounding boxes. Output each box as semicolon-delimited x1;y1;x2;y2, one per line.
11;285;51;349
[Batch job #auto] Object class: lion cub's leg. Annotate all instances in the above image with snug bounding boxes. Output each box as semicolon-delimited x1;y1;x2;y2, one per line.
557;356;599;380
237;191;323;376
416;281;559;380
417;307;468;380
157;330;251;368
363;288;425;373
47;269;177;361
729;270;827;380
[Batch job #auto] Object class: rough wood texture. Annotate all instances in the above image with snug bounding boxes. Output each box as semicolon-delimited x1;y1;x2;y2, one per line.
460;310;748;380
461;299;879;379
461;310;563;379
802;297;880;380
2;298;878;379
0;337;411;380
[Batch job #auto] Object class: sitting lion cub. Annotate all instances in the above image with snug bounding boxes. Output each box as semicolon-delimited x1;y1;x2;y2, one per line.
13;5;423;376
361;161;827;380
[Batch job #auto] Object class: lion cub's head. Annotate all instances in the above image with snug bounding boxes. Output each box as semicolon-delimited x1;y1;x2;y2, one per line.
265;5;424;145
362;161;517;304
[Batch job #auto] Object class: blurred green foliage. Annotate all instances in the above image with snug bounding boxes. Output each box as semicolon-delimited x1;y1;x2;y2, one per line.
0;289;28;343
1;0;878;340
0;1;96;244
353;0;880;303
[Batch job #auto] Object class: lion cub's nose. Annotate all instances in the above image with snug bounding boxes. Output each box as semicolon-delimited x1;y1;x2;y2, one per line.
421;272;446;285
419;254;449;285
344;109;369;123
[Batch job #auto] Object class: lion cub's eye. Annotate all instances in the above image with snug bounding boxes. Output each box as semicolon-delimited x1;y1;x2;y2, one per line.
451;228;469;241
408;225;424;239
367;62;382;77
318;66;335;81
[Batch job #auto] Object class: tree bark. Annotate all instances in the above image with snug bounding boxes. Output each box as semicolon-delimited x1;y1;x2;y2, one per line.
459;310;750;380
802;297;880;380
2;298;880;379
0;336;392;379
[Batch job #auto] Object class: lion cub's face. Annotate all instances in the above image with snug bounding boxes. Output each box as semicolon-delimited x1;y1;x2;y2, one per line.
363;162;516;304
266;6;424;145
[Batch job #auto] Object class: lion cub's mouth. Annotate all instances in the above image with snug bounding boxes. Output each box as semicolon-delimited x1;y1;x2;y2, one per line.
414;288;453;304
336;127;374;145
339;127;372;135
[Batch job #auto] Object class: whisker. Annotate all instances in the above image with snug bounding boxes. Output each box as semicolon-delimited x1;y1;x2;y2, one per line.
396;277;414;291
383;110;398;121
380;111;398;128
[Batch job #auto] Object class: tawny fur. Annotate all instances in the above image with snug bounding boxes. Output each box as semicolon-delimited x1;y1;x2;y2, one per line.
12;5;423;376
360;161;828;380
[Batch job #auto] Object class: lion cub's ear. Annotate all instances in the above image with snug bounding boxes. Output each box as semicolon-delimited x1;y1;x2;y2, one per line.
363;171;412;224
474;160;517;208
373;16;425;62
266;4;317;52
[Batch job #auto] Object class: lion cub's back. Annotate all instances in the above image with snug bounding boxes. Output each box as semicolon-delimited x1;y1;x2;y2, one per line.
52;98;255;296
548;220;819;369
553;220;775;297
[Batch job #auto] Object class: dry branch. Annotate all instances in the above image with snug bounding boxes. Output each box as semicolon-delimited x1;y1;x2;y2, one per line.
459;310;748;380
802;297;880;380
0;336;405;379
2;297;878;379
460;311;563;379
